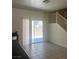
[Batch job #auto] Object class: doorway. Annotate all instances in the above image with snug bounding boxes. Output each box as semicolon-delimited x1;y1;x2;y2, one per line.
32;20;43;43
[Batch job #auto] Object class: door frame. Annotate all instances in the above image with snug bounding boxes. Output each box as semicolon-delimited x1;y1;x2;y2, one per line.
32;20;43;43
30;19;44;44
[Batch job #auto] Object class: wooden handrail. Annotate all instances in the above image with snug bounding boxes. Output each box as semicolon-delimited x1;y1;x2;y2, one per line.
56;12;67;23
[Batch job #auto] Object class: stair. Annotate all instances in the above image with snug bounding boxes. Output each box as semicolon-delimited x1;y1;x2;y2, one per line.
56;12;67;31
58;8;67;19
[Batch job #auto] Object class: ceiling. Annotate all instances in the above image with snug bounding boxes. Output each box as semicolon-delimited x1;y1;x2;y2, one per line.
12;0;67;12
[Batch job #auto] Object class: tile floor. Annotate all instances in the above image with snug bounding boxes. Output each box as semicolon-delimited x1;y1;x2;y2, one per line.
23;42;67;59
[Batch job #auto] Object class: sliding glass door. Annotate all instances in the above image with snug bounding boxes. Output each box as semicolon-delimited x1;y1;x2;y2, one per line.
32;20;43;43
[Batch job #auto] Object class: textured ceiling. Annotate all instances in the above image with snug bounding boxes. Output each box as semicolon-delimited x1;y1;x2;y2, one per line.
12;0;67;12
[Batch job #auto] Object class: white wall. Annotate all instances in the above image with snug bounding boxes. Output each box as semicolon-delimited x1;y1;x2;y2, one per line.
23;19;29;45
12;8;49;46
49;12;56;23
49;23;67;48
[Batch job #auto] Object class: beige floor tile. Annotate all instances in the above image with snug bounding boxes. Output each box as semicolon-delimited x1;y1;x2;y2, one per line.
23;42;67;59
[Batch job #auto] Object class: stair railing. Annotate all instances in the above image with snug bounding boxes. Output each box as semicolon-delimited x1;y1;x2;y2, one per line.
56;12;67;31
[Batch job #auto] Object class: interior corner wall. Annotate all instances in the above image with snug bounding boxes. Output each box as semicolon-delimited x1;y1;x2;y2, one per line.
12;8;49;46
48;12;56;23
48;23;67;48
